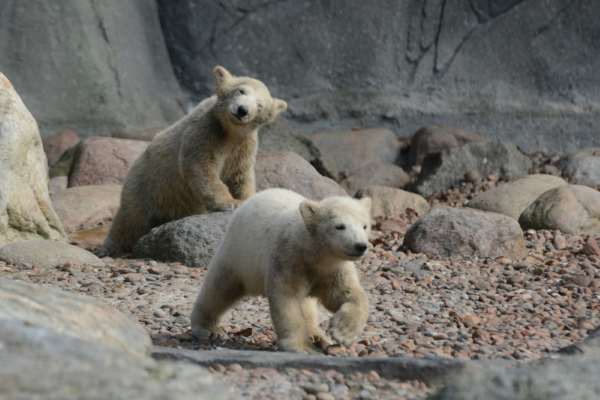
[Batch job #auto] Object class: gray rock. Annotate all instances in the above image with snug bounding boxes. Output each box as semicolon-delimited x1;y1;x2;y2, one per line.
404;207;526;259
413;141;532;197
558;326;600;358
42;129;80;166
309;128;400;181
256;152;346;200
0;240;104;268
52;184;122;233
48;176;68;198
0;0;184;136
342;162;410;193
0;320;226;400
133;212;232;267
358;186;429;219
408;126;485;167
430;356;600;400
0;74;66;245
0;279;148;357
468;174;567;220
519;185;600;235
158;0;600;153
561;148;600;188
259;118;321;163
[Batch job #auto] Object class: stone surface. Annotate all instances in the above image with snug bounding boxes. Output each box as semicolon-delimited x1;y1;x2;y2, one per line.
256;152;346;200
519;184;600;235
408;126;484;167
52;184;122;233
468;174;567;220
158;0;600;153
413;140;532;197
133;212;232;267
341;162;410;193
358;186;429;219
48;176;68;198
68;136;149;187
309;128;400;181
0;278;148;356
0;73;66;244
561;148;600;188
259;118;320;163
0;240;104;268
0;320;226;400
0;0;184;136
42;129;80;166
404;207;526;259
431;356;600;400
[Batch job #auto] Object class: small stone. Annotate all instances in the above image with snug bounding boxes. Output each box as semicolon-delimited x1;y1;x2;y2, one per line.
302;383;329;395
227;363;243;373
316;393;335;400
124;273;144;283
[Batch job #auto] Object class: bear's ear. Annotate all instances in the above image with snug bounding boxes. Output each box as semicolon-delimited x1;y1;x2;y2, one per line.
359;196;372;213
213;66;233;91
299;200;320;228
273;98;287;114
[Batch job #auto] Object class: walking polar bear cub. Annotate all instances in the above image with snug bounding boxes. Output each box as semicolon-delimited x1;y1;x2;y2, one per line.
103;66;287;255
191;188;372;353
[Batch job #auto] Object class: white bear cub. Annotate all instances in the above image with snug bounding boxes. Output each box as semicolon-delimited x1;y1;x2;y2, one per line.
191;188;371;353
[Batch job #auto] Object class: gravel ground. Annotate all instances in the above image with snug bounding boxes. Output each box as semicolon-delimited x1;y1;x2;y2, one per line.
2;180;599;398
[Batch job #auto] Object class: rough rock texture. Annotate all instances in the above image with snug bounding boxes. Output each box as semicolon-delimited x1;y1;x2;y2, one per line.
0;320;226;400
431;356;600;400
52;184;122;232
358;186;429;219
158;0;600;153
49;176;68;198
408;126;484;167
309;128;400;181
404;207;526;259
42;129;80;166
0;278;148;356
0;0;184;136
0;73;66;244
259;118;320;163
468;174;567;220
519;184;600;235
342;162;411;193
0;240;104;268
68;137;149;187
561;148;600;188
413;141;532;197
133;212;232;267
256;152;346;200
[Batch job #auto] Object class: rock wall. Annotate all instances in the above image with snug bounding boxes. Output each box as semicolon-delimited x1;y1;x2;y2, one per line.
158;0;600;152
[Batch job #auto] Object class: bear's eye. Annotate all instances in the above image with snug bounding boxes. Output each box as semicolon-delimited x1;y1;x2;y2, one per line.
363;225;367;230
335;224;346;230
238;88;246;95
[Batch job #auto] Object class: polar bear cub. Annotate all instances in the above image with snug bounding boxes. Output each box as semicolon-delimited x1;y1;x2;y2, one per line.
191;188;371;353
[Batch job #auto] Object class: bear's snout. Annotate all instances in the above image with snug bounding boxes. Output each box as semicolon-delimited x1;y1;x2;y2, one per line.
353;242;368;255
235;105;248;119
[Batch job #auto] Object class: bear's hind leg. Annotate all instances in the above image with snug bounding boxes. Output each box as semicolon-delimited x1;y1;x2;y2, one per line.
190;264;244;340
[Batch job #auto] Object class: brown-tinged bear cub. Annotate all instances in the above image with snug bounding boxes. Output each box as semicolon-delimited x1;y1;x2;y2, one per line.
191;188;371;353
103;66;287;256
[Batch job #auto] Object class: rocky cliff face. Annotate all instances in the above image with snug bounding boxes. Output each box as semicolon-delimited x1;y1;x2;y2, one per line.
0;0;598;152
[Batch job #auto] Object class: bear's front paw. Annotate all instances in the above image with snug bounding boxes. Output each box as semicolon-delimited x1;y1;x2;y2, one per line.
328;311;363;347
211;199;243;212
278;337;321;354
191;324;226;341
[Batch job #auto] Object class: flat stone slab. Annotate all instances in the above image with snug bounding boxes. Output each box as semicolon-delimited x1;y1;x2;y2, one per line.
152;347;465;382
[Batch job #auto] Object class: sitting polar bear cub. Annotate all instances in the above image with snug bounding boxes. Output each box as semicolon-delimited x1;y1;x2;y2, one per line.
191;188;371;353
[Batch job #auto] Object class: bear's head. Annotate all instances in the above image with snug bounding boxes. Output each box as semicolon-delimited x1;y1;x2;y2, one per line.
299;196;372;261
212;66;287;132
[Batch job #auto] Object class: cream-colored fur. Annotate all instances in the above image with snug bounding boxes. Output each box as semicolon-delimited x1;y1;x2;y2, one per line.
103;66;287;255
190;188;371;353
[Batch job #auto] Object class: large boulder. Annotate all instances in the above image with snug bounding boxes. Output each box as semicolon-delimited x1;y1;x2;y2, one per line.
0;73;66;244
0;240;104;268
259;118;320;163
412;140;532;197
68;137;149;187
341;162;410;193
0;278;148;356
0;320;226;400
52;184;122;233
133;212;231;267
256;152;346;200
519;185;600;235
42;129;80;166
404;207;526;259
309;128;400;180
467;174;567;220
158;0;600;153
561;148;600;188
358;186;429;219
0;0;183;136
408;125;484;167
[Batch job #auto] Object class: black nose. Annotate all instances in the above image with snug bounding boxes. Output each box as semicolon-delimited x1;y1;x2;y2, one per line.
236;105;248;118
354;243;368;254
